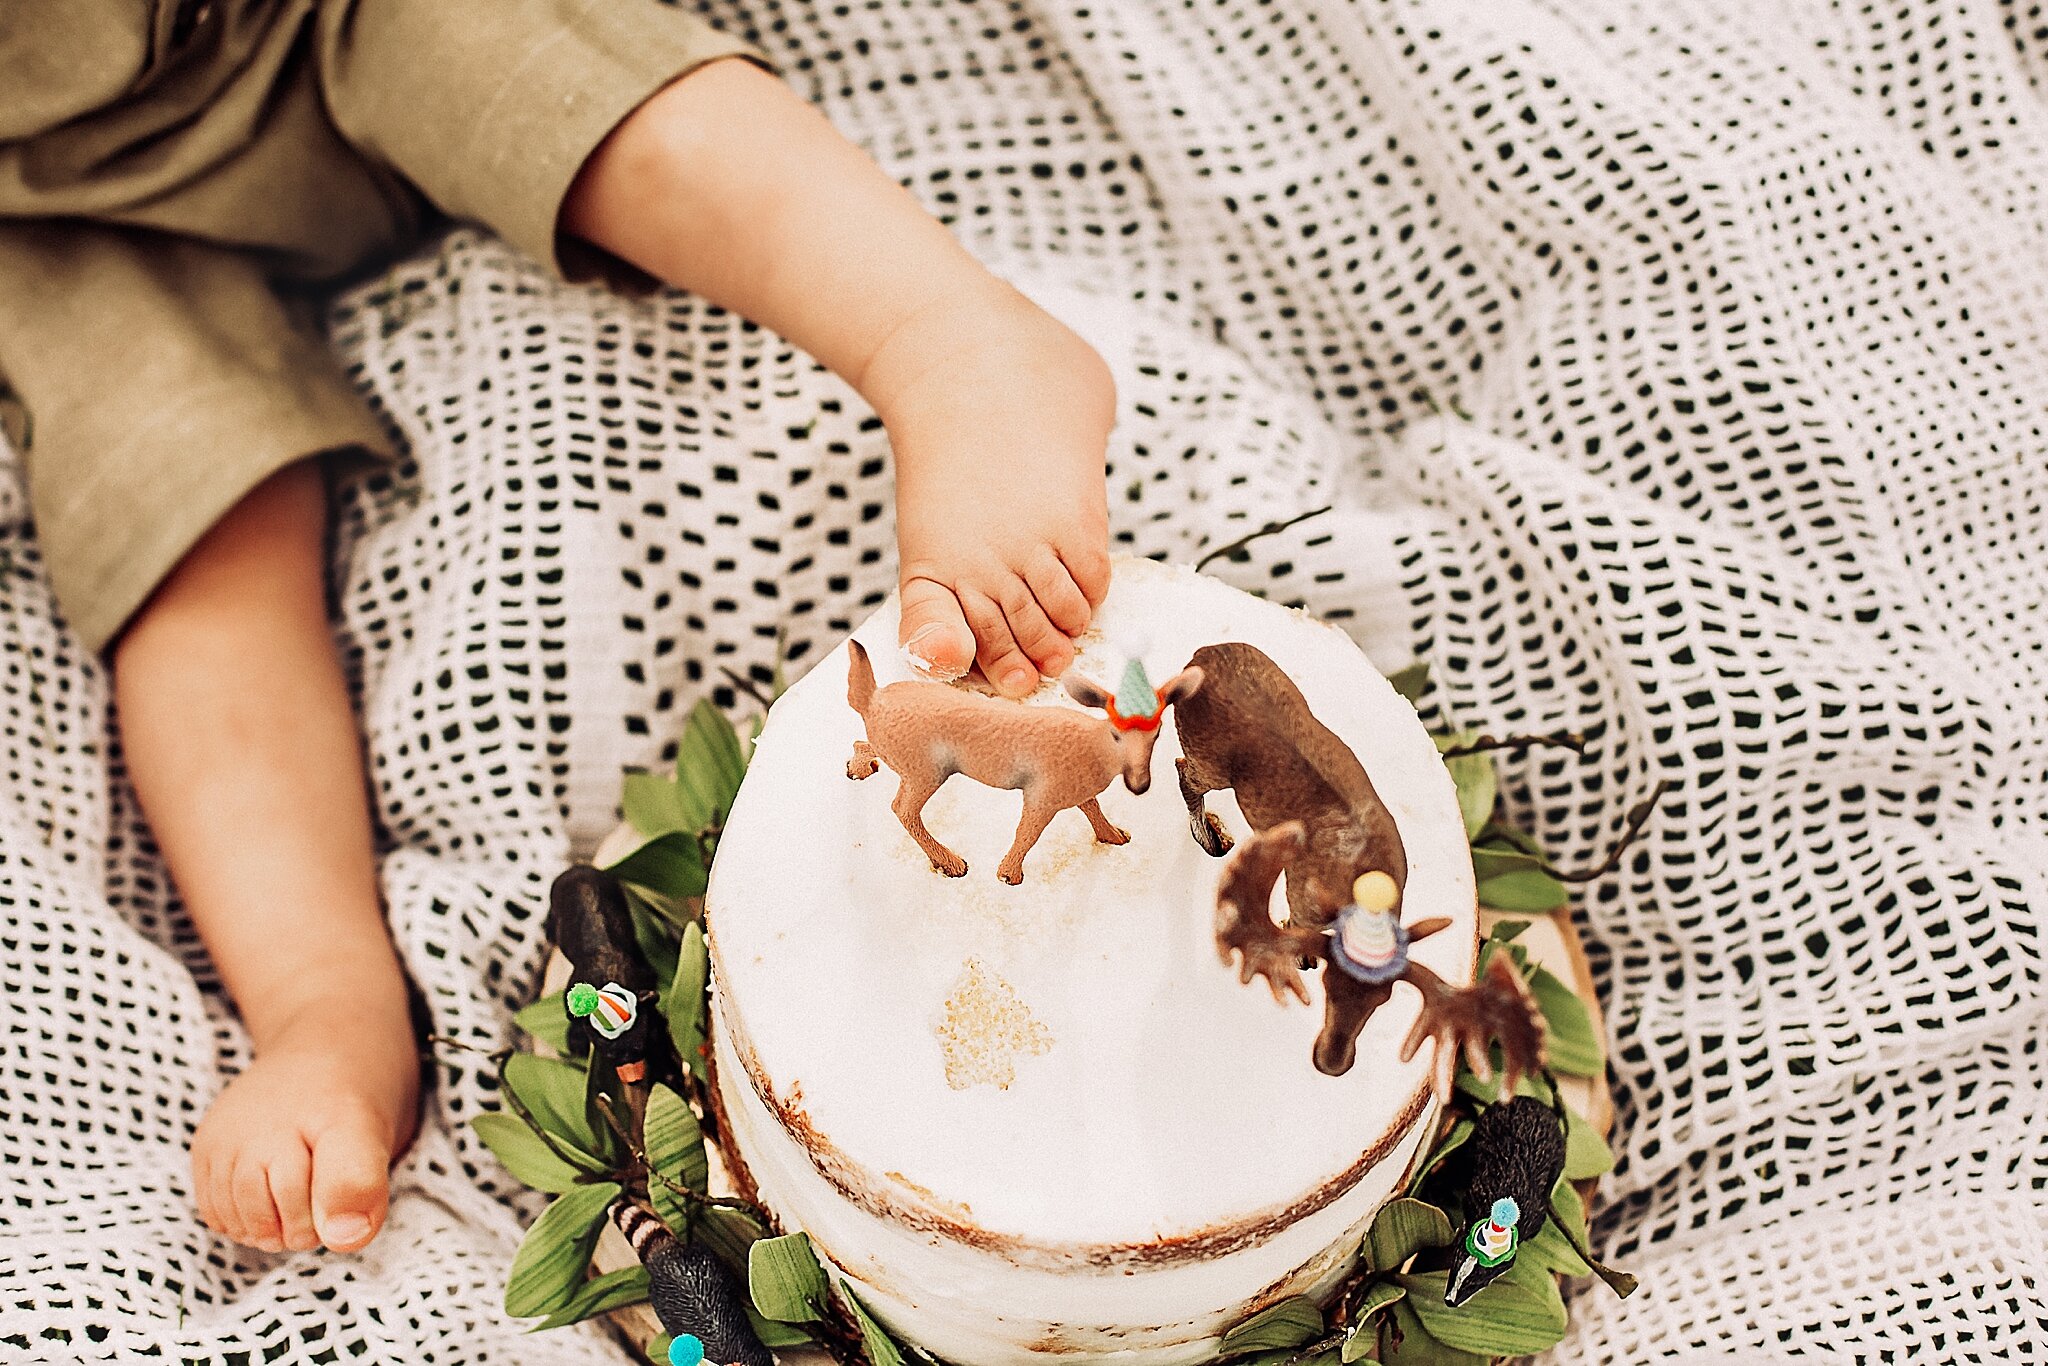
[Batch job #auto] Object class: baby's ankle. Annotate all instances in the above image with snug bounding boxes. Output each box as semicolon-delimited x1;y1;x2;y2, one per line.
859;281;1111;431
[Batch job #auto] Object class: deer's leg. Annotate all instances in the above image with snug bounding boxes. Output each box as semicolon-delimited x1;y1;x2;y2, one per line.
995;797;1062;886
1313;963;1394;1077
893;771;966;877
1077;797;1129;846
847;739;879;780
1178;756;1233;857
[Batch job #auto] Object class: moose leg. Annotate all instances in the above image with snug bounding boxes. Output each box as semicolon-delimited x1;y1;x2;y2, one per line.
1178;757;1234;857
847;739;879;780
893;773;967;877
996;798;1061;886
1313;963;1395;1077
1077;797;1130;846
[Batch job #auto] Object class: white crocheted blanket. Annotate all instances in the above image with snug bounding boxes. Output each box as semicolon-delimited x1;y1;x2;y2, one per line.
4;2;2045;1362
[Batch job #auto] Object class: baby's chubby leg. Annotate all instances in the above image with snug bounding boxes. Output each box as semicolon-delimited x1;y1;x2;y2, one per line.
113;462;419;1254
564;59;1112;696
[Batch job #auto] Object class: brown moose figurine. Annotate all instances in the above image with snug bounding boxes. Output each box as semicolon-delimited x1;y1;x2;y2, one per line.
1177;641;1543;1083
844;639;1203;884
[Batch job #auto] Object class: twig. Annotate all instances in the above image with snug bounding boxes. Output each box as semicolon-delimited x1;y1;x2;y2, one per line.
719;665;777;714
1194;506;1333;572
1535;779;1670;884
1438;729;1587;759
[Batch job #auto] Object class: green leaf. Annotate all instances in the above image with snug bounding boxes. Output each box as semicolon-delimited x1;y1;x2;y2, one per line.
844;1287;909;1366
622;770;695;840
1551;1176;1588;1248
644;1085;709;1233
746;1307;818;1348
1436;734;1497;839
582;1048;628;1165
1469;842;1547;882
1517;1173;1593;1279
1526;962;1604;1076
605;829;708;901
1484;917;1533;943
1220;1297;1323;1351
696;1205;768;1276
471;1112;591;1193
504;1181;622;1318
501;1054;604;1160
1475;868;1568;911
1407;1118;1473;1197
1521;1207;1592;1278
1396;1266;1568;1356
624;886;682;998
528;1264;650;1330
1561;1101;1616;1180
1242;1351;1337;1366
515;991;573;1054
1381;1299;1489;1366
749;1232;828;1323
1387;662;1431;704
1480;820;1548;857
675;697;749;817
621;702;749;841
1365;1198;1454;1274
1341;1281;1407;1361
665;922;711;1078
648;1334;672;1364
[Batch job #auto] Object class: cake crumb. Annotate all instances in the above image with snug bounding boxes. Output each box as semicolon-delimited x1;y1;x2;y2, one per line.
934;957;1053;1090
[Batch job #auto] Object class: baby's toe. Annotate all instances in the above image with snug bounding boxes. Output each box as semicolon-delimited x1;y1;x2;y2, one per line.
958;587;1040;698
898;577;976;681
191;1144;227;1238
1062;542;1113;610
230;1152;285;1252
998;576;1075;677
310;1113;393;1253
268;1139;320;1252
1025;548;1095;639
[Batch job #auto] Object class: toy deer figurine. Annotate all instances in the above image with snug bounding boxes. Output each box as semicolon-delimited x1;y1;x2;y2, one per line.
1178;641;1543;1079
844;640;1203;884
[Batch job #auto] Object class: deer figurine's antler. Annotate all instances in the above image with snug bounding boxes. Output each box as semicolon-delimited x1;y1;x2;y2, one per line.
1212;821;1545;1091
1214;821;1324;1004
1399;952;1547;1106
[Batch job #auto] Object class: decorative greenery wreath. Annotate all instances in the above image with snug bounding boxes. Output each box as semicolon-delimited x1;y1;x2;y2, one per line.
462;658;1644;1366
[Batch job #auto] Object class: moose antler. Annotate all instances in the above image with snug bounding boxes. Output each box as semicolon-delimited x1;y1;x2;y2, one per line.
1399;952;1547;1106
1214;822;1326;1003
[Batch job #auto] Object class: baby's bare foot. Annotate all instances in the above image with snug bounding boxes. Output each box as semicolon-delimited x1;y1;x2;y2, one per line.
191;999;420;1254
865;284;1115;697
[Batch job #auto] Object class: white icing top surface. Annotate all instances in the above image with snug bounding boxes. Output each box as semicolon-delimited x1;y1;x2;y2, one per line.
707;560;1475;1253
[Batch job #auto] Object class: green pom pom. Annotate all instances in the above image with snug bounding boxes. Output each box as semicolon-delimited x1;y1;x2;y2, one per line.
668;1334;705;1366
1115;658;1158;718
565;982;600;1018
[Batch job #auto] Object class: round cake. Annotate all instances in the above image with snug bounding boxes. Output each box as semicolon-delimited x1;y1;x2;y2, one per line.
705;559;1478;1365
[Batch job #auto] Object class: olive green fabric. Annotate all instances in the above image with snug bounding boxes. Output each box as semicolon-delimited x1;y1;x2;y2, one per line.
0;0;769;651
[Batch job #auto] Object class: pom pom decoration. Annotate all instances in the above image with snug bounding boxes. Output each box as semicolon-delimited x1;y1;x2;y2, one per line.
1352;869;1399;911
567;980;640;1041
668;1335;706;1366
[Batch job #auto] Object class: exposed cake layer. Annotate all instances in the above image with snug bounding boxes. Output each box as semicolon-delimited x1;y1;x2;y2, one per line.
706;558;1477;1360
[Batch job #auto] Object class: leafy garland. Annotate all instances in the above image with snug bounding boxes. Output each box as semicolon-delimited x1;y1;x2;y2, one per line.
464;663;1638;1365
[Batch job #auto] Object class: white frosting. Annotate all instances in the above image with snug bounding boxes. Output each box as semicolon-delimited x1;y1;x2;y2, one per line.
707;559;1476;1361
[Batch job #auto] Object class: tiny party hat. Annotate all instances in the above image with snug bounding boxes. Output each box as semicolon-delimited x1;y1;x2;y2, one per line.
567;980;638;1040
1469;1197;1520;1265
1115;657;1160;720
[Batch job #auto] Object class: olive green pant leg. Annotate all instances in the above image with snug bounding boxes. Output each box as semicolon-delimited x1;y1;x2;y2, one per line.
0;223;393;651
